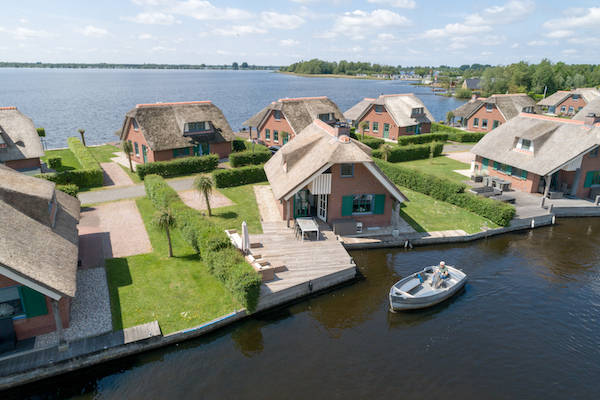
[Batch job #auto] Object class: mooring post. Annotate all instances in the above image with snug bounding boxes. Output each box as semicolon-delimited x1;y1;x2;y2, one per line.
595;195;600;206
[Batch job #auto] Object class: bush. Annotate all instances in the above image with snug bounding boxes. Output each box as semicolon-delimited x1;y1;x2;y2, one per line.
371;143;444;163
431;142;444;157
358;137;385;149
398;133;448;146
36;127;46;137
47;156;62;169
431;122;464;134
213;165;267;188
229;150;271;167
144;174;180;211
455;87;473;99
56;184;79;197
68;137;100;170
232;138;247;152
349;127;358;139
137;155;219;180
36;169;104;187
376;159;515;226
449;132;486;143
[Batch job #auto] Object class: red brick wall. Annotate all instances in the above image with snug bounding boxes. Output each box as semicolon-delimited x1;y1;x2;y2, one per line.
466;105;505;132
153;149;176;162
574;152;600;198
475;155;540;193
358;105;400;140
210;141;232;159
4;157;41;171
556;95;587;116
328;163;393;227
259;111;294;147
123;119;153;163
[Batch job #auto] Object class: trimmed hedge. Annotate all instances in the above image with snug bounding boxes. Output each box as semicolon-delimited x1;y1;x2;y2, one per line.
56;184;79;197
372;142;444;163
398;133;448;146
358;137;385;149
375;159;515;226
232;137;247;152
431;122;464;134
47;156;62;169
213;165;267;188
229;150;271;167
137;155;219;180
144;175;261;311
431;122;486;143
68;137;100;170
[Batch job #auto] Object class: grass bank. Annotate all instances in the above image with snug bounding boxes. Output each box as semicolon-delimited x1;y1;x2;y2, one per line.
395;156;470;184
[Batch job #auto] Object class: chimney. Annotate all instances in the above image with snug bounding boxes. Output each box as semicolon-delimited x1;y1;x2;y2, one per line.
584;113;600;127
470;94;478;102
333;121;350;138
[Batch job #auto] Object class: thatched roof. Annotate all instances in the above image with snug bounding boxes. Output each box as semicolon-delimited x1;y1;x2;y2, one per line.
119;101;235;151
471;114;600;177
0;107;44;162
463;78;481;90
0;166;80;298
537;88;600;107
573;98;600;121
242;97;344;135
453;94;535;120
264;119;407;203
344;94;435;127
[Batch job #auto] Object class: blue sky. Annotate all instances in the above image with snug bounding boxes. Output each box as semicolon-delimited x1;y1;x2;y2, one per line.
1;0;599;66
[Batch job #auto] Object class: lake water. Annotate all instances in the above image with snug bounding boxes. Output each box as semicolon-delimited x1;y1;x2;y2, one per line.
0;69;464;149
6;218;600;399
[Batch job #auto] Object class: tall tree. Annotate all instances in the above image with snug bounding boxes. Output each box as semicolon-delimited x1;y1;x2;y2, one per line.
153;208;176;257
122;140;134;172
194;175;214;216
359;121;369;140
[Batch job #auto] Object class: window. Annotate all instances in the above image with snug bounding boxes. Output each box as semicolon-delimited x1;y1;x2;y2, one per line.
486;103;493;112
568;106;574;114
184;122;209;133
318;113;332;122
492;120;499;129
473;118;479;127
521;139;532;151
265;129;270;140
412;107;423;114
375;105;383;113
590;147;599;158
481;158;489;170
132;119;139;131
406;125;416;134
372;122;379;132
134;142;139;156
273;130;279;143
493;161;499;170
352;194;374;214
282;132;289;144
341;163;354;177
572;94;580;100
172;148;189;158
561;106;566;112
501;164;512;175
128;140;133;153
363;121;370;131
482;119;488;129
257;130;261;139
274;110;281;120
512;167;528;180
0;286;24;319
584;170;600;188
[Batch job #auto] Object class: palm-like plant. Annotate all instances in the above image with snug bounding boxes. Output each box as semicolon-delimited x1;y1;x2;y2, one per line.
380;143;393;162
122;140;134;172
359;121;369;140
153;208;176;257
194;175;214;216
78;129;87;147
446;111;454;125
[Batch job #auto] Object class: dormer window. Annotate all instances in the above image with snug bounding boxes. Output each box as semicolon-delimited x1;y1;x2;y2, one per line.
0;126;6;149
517;138;533;152
375;105;383;113
132;118;139;131
486;104;493;112
274;110;282;120
412;107;423;114
184;121;209;133
572;94;580;100
318;113;333;122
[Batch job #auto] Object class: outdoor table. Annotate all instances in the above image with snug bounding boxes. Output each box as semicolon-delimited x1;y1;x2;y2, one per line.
295;217;320;241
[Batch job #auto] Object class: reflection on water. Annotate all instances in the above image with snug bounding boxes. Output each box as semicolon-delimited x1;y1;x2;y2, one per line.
6;218;600;400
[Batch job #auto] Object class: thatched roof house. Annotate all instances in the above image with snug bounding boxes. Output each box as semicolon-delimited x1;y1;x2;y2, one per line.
573;98;600;122
344;94;434;128
0;107;44;171
538;88;600;107
452;94;536;132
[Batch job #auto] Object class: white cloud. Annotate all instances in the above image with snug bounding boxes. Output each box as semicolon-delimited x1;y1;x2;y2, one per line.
464;0;535;25
151;46;175;52
510;43;519;48
527;40;547;46
543;7;600;29
80;25;108;38
481;51;493;56
212;25;267;37
324;9;411;40
0;26;52;40
138;33;154;40
216;49;231;55
423;23;491;38
18;18;28;24
377;33;395;40
562;48;577;54
122;12;178;25
280;39;300;46
261;12;305;29
171;1;252;21
544;30;573;39
367;0;416;9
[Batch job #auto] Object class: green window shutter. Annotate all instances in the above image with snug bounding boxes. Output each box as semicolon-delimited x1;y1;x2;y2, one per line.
521;169;528;179
493;161;498;170
341;196;353;216
373;194;385;214
506;165;512;175
584;171;599;188
482;158;488;168
19;286;48;318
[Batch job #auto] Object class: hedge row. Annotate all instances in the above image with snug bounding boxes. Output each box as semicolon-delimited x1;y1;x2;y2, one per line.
358;137;385;149
375;159;515;226
212;165;267;188
47;156;62;169
56;184;79;197
37;138;104;187
371;143;444;163
144;175;261;311
398;133;448;146
68;137;100;170
431;122;464;134
137;155;219;180
431;122;486;143
229;150;271;167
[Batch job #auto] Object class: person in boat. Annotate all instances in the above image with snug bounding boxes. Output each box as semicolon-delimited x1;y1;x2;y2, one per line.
438;261;449;279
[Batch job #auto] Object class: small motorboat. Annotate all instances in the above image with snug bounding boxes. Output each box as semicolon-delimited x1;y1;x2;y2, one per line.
389;264;467;312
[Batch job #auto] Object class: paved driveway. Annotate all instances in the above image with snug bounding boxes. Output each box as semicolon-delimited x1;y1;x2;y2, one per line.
101;162;134;187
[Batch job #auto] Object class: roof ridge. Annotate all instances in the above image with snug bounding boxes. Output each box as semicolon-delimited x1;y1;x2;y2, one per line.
520;113;596;125
313;118;337;137
278;96;328;102
0;106;17;111
136;101;212;108
380;93;415;98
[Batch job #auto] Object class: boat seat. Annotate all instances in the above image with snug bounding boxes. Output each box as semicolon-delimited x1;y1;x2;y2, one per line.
399;279;421;293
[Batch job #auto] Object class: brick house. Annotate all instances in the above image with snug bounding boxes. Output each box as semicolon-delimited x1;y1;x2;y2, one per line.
243;96;344;147
0;107;44;173
452;94;536;132
537;88;600;117
471;113;600;199
462;78;481;91
118;101;235;164
263;120;407;235
573;97;600;122
344;94;434;141
0;165;80;348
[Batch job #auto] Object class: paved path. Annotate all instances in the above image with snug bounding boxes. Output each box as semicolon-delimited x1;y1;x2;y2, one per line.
101;162;134;187
179;189;233;210
111;152;140;171
253;185;282;222
443;143;474;153
445;151;475;164
78;177;196;205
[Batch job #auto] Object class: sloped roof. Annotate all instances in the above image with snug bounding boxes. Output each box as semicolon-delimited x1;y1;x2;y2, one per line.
573;97;600;121
463;78;481;90
453;94;535;120
0;107;44;162
471;114;600;176
452;99;483;118
0;166;80;298
242;97;345;135
119;101;235;152
537;88;600;107
344;94;435;127
264;119;407;203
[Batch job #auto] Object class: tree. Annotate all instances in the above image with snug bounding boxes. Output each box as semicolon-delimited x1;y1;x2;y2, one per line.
241;62;248;69
359;121;369;140
153;208;176;257
232;62;239;70
380;143;393;162
455;88;472;99
122;140;134;172
194;175;214;216
446;111;455;125
78;129;86;146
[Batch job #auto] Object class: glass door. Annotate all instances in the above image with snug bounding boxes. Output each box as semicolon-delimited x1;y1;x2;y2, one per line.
142;145;148;163
383;123;390;139
293;190;310;218
317;194;327;222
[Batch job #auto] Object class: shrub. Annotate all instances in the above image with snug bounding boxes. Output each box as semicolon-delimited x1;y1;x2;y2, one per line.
137;155;219;180
213;165;267;188
372;143;443;162
431;122;464;134
47;156;62;169
349;127;358;139
68;137;100;170
449;132;486;143
376;159;515;226
232;138;247;152
56;184;79;197
358;137;385;149
397;133;448;146
431;142;444;157
455;87;473;99
229;150;271;167
36;127;46;137
144;174;180;211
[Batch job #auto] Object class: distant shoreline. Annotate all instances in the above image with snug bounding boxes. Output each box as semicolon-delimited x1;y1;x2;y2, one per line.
276;71;391;80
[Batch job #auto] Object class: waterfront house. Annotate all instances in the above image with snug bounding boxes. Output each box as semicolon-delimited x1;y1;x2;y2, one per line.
537;88;600;116
462;78;481;91
344;94;434;140
0;107;44;173
452;94;536;132
118;101;235;164
243;96;344;147
470;113;600;199
263;120;407;235
573;98;600;122
0;165;80;345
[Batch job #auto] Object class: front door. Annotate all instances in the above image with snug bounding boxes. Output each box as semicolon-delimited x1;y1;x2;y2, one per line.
142;145;148;163
194;143;210;156
293;190;310;218
317;194;327;222
383;123;390;139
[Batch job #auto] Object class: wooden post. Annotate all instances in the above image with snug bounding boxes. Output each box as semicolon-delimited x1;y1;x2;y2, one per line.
52;299;67;351
541;174;551;207
286;200;291;228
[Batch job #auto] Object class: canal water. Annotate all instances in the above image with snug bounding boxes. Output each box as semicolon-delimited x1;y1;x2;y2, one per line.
5;218;600;399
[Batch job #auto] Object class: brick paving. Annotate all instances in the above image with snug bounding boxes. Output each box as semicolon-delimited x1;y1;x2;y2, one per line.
101;162;134;187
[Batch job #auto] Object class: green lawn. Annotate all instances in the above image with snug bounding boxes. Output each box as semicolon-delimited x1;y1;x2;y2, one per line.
399;186;499;234
119;164;142;184
87;144;120;163
105;197;237;334
206;183;264;234
41;149;82;172
396;156;470;184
